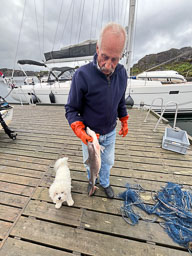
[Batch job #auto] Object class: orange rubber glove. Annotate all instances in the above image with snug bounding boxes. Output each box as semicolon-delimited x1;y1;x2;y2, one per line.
96;133;100;140
119;115;129;137
71;121;93;145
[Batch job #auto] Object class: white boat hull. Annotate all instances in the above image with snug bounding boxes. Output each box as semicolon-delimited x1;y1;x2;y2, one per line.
126;80;192;114
9;79;192;114
10;81;71;105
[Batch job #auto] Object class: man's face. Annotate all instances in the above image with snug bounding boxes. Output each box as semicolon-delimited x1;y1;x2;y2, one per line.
96;31;124;75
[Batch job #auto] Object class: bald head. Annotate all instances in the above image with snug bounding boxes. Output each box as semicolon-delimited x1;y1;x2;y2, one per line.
96;23;126;75
97;23;126;55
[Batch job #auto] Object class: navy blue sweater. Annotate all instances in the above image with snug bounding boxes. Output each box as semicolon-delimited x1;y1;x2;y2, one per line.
65;54;128;135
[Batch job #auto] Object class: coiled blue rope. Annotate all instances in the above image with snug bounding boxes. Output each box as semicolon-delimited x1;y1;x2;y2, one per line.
119;182;192;252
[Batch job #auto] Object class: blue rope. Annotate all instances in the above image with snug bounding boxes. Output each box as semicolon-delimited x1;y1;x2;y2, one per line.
119;182;192;250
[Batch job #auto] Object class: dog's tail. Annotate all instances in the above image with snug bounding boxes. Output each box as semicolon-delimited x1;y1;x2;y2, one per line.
54;157;68;171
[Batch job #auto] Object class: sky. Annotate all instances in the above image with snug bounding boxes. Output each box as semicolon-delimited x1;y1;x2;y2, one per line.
0;0;192;71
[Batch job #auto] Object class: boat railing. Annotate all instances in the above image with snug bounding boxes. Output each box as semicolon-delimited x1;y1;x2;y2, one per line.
144;97;164;123
153;101;178;132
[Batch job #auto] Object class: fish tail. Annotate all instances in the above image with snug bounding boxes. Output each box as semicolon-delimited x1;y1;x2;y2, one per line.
89;185;98;196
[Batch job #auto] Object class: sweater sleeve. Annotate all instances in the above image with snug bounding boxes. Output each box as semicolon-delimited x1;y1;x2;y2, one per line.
65;70;86;125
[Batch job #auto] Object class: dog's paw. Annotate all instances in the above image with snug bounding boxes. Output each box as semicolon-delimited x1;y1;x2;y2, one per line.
67;199;74;206
55;203;62;209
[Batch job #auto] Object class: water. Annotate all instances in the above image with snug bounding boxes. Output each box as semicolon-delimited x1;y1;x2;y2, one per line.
1;78;192;136
168;117;192;137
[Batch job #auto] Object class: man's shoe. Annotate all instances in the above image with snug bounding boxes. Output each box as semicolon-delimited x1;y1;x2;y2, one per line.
87;183;96;196
103;185;114;199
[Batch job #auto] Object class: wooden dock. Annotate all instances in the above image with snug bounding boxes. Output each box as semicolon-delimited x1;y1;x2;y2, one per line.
0;104;192;256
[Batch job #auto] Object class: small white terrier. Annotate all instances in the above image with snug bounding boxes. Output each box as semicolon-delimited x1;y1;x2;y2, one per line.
49;157;74;208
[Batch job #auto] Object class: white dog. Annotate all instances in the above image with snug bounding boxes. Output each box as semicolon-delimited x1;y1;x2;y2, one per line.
49;157;74;208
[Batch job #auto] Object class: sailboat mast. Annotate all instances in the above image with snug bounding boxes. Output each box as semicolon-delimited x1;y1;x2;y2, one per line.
125;0;136;76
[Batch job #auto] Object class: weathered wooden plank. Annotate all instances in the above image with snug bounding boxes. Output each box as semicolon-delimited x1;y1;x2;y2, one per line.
32;187;122;215
0;166;44;178
0;173;39;186
0;238;72;256
0;153;52;165
116;147;192;160
12;120;163;129
41;178;127;199
122;145;190;159
1;141;62;154
4;131;166;147
0;105;191;256
0;221;12;240
45;153;192;174
5;139;189;165
0;148;58;159
10;126;166;142
0;181;34;196
4;138;191;162
42;170;192;195
10;216;189;256
46;164;192;188
67;160;192;177
0;192;28;208
0;205;21;222
23;199;179;248
81;209;179;248
24;200;82;226
2;119;166;137
0;159;48;171
31;186;163;221
1;131;165;146
115;154;192;168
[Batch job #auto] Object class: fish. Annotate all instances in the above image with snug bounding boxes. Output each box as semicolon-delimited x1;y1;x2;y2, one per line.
85;127;104;196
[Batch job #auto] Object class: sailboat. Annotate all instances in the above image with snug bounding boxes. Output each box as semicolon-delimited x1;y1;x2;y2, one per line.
6;0;192;115
7;40;96;104
125;78;192;114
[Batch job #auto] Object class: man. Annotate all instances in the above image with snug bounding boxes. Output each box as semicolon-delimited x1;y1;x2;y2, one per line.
65;23;129;199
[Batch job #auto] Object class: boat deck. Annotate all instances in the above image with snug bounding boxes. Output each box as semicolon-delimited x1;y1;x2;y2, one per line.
0;105;192;256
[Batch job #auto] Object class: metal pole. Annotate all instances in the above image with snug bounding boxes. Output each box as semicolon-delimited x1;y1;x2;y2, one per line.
126;0;136;76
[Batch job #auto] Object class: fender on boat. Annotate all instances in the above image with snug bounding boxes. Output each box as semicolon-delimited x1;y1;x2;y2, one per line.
125;94;134;107
30;94;40;104
49;91;56;103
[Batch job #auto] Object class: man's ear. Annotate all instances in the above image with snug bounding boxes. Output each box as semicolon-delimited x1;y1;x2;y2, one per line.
96;44;99;55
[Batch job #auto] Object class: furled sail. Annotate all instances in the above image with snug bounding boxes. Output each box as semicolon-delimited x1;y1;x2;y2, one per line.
17;60;46;67
44;40;97;62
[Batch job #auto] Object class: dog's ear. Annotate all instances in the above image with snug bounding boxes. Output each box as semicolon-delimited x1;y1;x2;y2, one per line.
62;157;68;164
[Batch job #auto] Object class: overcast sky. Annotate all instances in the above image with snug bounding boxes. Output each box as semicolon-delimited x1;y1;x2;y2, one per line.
0;0;192;70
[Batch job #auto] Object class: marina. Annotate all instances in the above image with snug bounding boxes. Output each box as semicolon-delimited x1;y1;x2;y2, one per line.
0;104;192;255
1;0;192;115
1;79;192;137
